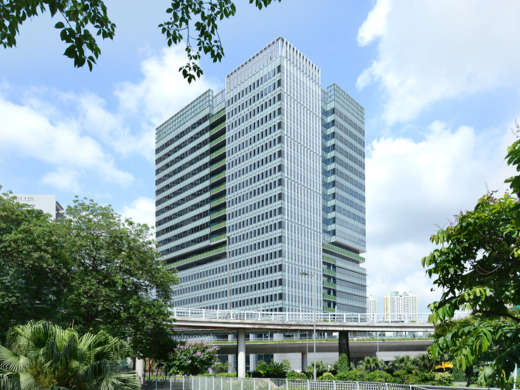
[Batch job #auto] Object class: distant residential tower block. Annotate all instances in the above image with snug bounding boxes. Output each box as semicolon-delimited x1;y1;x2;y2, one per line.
384;291;418;321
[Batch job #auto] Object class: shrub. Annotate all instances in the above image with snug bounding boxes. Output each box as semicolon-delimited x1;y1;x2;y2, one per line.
416;371;435;383
336;353;350;373
256;361;269;373
403;374;419;385
393;370;407;380
216;373;237;377
335;372;350;381
434;372;453;386
452;368;467;383
318;372;335;381
338;370;367;382
167;341;219;375
297;372;308;379
286;371;299;379
367;371;394;383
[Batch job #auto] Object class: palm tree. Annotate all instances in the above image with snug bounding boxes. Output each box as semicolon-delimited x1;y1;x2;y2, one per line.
357;356;387;372
389;355;413;371
0;321;140;390
411;353;432;371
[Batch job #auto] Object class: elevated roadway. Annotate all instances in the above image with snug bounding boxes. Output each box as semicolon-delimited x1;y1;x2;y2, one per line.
170;309;462;379
212;339;434;357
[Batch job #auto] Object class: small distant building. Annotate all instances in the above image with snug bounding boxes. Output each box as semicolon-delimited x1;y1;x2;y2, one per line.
14;194;64;219
367;295;377;321
384;291;418;321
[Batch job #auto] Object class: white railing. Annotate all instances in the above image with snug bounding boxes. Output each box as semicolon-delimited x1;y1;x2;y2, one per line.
171;308;469;324
188;377;428;390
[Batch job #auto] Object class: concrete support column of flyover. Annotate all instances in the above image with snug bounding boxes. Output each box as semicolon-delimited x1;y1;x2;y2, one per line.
339;331;351;364
237;329;246;378
301;352;308;372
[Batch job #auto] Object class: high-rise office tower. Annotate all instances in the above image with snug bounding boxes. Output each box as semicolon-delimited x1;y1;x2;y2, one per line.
384;291;418;321
155;37;366;314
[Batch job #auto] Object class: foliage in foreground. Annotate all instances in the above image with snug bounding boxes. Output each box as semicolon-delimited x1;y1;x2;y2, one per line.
0;321;140;390
422;128;520;389
1;0;281;80
0;189;178;361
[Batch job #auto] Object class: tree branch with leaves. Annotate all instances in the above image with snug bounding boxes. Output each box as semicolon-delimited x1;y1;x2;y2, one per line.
1;0;281;78
422;123;520;389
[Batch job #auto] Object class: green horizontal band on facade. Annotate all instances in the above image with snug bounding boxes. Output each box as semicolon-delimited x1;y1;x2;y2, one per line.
210;171;226;183
322;256;336;264
210;234;226;243
210;221;226;231
211;159;226;170
210;121;226;135
210;134;226;147
210;209;226;219
166;246;227;269
211;196;226;206
322;243;365;262
323;294;336;301
211;146;226;159
323;268;336;276
210;184;226;195
210;108;225;122
323;306;335;313
323;281;336;288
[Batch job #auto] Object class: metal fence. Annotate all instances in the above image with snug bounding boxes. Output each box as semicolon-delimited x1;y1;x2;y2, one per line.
142;377;428;390
171;308;470;324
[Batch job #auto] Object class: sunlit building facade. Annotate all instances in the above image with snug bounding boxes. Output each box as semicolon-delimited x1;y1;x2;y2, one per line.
155;37;367;314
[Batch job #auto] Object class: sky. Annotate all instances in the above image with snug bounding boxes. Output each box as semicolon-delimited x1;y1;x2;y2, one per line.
1;0;520;313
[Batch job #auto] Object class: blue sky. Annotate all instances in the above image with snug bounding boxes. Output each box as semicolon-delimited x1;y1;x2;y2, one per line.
2;0;520;312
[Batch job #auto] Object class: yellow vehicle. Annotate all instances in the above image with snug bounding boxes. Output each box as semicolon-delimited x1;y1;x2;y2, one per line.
434;362;454;371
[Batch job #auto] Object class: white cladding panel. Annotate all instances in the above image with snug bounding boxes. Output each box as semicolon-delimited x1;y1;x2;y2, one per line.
14;194;59;219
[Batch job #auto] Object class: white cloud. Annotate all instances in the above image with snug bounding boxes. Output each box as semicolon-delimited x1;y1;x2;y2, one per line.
79;45;220;161
122;196;155;228
0;45;219;192
357;0;392;47
357;0;520;124
41;167;81;193
364;120;517;312
0;92;134;188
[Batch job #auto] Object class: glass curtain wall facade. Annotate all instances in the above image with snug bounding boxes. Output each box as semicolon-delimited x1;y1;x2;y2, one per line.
321;84;367;313
155;37;366;314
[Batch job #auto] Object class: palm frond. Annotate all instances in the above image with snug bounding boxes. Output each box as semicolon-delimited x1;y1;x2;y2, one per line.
0;346;31;372
0;370;36;390
95;371;141;390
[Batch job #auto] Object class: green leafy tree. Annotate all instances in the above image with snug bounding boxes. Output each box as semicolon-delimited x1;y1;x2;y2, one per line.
1;0;281;79
0;191;179;362
0;189;69;342
422;129;520;389
0;321;139;390
164;341;219;375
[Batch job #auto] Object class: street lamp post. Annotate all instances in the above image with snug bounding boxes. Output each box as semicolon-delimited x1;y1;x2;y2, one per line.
300;272;316;381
